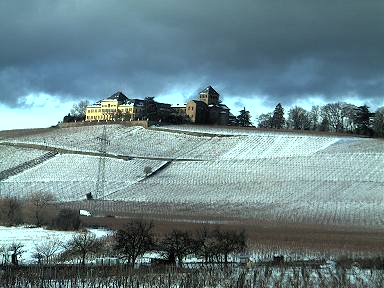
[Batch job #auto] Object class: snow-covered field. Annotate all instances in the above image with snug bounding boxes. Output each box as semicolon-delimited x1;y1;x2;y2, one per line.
2;124;358;160
0;145;46;171
0;124;383;227
0;226;111;264
1;154;166;200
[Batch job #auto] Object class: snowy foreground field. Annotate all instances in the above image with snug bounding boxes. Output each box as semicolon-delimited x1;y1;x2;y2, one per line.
0;124;383;227
1;226;383;287
0;224;383;288
0;226;111;263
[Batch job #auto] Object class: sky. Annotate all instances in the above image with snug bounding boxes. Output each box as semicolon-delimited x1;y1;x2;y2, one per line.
0;0;383;130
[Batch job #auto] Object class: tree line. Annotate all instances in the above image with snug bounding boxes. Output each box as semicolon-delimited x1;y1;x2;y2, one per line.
256;102;384;137
60;220;246;267
113;221;246;267
235;103;384;138
0;192;80;230
3;219;247;267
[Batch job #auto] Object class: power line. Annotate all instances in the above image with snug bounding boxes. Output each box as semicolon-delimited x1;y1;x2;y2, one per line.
96;125;110;202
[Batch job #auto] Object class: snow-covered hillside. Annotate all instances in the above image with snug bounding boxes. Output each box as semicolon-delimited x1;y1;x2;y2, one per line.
0;145;46;171
1;154;166;200
2;124;366;159
0;124;383;227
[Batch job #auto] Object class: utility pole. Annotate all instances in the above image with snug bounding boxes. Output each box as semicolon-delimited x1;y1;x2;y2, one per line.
96;126;110;201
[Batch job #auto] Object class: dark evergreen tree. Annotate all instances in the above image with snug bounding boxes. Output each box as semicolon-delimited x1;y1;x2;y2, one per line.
53;209;80;231
236;107;252;127
143;97;158;121
373;107;384;138
354;105;374;136
319;116;330;132
271;103;285;129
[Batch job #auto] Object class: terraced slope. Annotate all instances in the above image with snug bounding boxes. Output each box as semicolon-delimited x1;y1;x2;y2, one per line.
1;154;166;201
0;145;48;171
0;124;383;227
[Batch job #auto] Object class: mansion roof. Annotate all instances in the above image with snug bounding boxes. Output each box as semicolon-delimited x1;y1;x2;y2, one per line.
106;91;129;103
93;91;145;107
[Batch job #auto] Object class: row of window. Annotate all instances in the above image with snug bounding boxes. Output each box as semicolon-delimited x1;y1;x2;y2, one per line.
87;109;101;113
87;115;111;120
101;103;117;108
88;108;144;114
101;109;117;113
86;115;142;120
200;94;218;99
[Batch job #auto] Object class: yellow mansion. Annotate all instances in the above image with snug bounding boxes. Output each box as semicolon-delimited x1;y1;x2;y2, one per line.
86;92;145;121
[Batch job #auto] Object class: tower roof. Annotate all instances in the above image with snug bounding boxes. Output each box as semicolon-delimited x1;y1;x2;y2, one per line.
199;85;219;96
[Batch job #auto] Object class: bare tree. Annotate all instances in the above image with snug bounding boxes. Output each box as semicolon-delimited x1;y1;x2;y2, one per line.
114;220;154;266
342;103;358;132
288;106;310;130
70;100;90;118
321;102;355;132
321;103;344;132
33;240;61;264
63;231;101;265
257;112;273;129
195;226;219;264
9;242;24;265
213;229;247;265
309;105;321;130
26;192;55;227
160;229;195;266
0;244;8;265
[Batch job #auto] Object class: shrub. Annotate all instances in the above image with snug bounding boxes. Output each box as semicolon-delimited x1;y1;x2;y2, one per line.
52;209;80;231
0;197;23;226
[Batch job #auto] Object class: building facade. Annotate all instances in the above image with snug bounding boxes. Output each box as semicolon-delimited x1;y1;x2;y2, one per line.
86;92;145;121
85;86;231;125
185;86;231;125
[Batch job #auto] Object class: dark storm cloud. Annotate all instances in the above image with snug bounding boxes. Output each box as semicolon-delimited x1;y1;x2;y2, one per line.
0;0;383;108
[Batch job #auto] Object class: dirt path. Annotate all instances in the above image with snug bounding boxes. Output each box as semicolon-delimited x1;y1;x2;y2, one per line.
0;142;203;162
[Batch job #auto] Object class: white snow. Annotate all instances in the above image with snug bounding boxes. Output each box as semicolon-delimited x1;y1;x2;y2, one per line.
80;209;91;216
1;154;166;200
0;145;46;171
0;225;111;264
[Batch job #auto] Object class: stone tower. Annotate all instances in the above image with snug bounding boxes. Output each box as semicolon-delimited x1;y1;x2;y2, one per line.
199;86;220;105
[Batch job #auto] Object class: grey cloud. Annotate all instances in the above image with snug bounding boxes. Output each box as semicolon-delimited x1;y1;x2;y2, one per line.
0;0;383;109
